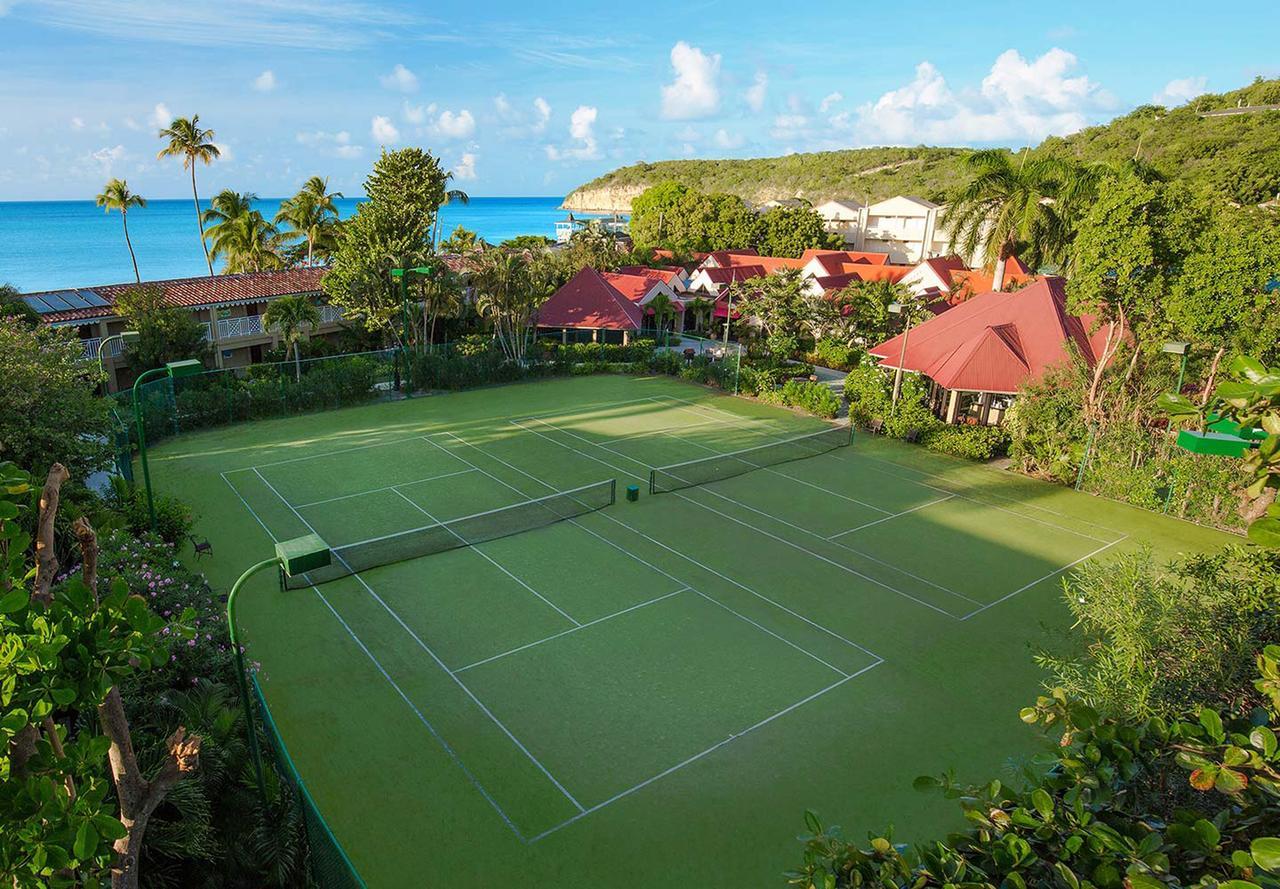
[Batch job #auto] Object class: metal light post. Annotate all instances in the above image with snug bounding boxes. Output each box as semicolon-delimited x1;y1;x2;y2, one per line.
390;265;434;397
888;302;913;408
96;329;139;393
722;286;742;394
1163;341;1190;393
131;359;203;530
226;534;331;804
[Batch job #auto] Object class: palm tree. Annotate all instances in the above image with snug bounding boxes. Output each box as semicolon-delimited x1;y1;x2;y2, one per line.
431;173;470;249
263;294;321;381
202;190;284;273
156;115;221;276
468;249;547;363
418;265;464;345
275;176;343;266
945;149;1094;290
95;178;146;283
645;292;678;345
686;296;714;334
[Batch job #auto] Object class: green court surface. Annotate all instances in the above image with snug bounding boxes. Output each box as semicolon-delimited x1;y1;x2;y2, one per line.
151;374;1236;888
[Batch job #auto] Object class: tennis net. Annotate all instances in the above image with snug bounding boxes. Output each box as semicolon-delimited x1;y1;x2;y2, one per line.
285;478;616;589
649;426;852;494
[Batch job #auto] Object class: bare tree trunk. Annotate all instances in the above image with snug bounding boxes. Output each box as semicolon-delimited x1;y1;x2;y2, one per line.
33;463;69;605
100;692;201;889
1199;346;1226;408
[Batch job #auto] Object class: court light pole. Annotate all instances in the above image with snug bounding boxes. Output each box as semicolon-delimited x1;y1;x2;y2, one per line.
131;359;204;530
226;534;332;805
390;265;433;397
96;329;139;393
1163;341;1190;393
888;302;913;409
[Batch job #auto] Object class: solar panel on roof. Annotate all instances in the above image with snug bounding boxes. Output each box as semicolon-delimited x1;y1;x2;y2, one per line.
20;295;55;313
81;290;109;307
44;293;74;311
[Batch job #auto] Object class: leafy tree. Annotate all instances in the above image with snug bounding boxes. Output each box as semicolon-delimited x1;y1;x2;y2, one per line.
1;462;200;889
820;278;914;347
95;179;147;284
155;115;220;276
501;234;554;251
322;147;448;349
558;223;627;275
0;283;39;328
946;149;1095;288
628;181;690;247
439;225;485;253
262;294;321;381
644;292;678;343
0;325;111;481
114;285;211;371
274;176;342;267
737;268;811;357
751;206;841;257
201;190;284;274
467;249;554;362
685;295;715;334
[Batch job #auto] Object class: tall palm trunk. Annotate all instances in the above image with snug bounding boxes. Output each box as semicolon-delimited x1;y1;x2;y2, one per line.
306;233;314;267
190;165;213;276
121;210;140;283
293;339;302;383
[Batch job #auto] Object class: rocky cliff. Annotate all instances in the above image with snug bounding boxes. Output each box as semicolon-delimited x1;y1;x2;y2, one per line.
561;183;649;213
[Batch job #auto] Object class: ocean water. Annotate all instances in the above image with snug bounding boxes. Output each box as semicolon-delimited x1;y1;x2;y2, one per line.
0;196;575;292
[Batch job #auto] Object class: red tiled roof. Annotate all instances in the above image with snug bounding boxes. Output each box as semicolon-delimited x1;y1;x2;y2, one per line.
868;277;1109;394
32;268;327;324
616;266;682;287
814;265;912;292
535;267;645;330
800;249;892;274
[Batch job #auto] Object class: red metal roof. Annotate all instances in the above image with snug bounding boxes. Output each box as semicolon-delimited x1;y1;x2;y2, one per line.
31;268;327;324
868;277;1109;394
535;267;645;330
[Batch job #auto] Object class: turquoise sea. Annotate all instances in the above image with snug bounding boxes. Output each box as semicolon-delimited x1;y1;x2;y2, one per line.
0;196;573;292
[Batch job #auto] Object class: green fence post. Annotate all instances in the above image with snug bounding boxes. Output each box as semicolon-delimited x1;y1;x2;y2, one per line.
1074;425;1097;491
226;556;282;804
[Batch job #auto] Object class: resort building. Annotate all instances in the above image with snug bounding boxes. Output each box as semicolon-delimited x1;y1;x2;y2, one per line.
868;277;1109;426
23;268;341;393
900;255;1035;305
535;267;683;342
812;199;865;246
812;195;982;265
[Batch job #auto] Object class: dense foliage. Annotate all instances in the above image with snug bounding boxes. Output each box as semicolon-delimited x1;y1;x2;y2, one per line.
568;78;1280;210
114;285;212;372
1039;546;1280;721
0;323;112;483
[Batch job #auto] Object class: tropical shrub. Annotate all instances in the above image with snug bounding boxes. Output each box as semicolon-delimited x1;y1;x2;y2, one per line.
1006;362;1092;484
844;366;894;428
792;645;1280;889
920;424;1011;461
105;478;195;546
779;380;842;419
1038;546;1280;721
807;338;864;372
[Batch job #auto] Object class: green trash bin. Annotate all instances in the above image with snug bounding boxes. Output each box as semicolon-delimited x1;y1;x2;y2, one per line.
625;484;640;502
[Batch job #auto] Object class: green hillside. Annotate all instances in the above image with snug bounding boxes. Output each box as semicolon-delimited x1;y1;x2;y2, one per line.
566;78;1280;209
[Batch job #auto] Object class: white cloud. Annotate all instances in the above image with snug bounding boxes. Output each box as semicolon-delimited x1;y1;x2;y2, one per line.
70;116;85;130
1153;76;1208;106
123;117;141;131
661;42;721;119
534;96;551;131
771;114;809;140
494;93;513;118
297;130;363;158
253;69;276;91
713;128;744;149
674;124;700;142
371;115;400;143
745;71;768;112
91;144;127;173
454;152;477;180
847;48;1111;145
402;101;435;125
545;104;600;161
434;109;475;139
379;63;418;92
149;102;172;129
818;91;843;113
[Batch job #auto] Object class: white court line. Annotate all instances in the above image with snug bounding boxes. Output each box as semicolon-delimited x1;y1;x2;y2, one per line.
828;496;956;539
439;430;882;662
456;588;689;672
222;393;673;476
388;484;582;627
527;661;880;844
959;536;1127;621
223;474;529;841
841;452;1127;543
250;467;587;815
509;416;967;619
610;418;726;443
644;424;977;606
426;434;854;675
294;468;477;508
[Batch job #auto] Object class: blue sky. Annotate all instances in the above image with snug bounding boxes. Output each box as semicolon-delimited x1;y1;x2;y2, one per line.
0;0;1276;201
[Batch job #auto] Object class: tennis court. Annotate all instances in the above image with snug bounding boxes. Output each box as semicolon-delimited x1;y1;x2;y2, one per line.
153;374;1233;888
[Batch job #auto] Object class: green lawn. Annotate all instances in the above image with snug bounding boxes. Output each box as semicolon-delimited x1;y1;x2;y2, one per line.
149;374;1236;888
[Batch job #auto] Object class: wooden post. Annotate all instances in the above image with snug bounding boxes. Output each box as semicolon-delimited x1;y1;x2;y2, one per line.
561;328;568;345
591;329;599;343
945;390;960;424
622;330;630;346
978;392;993;425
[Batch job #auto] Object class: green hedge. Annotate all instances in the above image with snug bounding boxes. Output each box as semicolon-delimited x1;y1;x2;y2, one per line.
920;424;1011;461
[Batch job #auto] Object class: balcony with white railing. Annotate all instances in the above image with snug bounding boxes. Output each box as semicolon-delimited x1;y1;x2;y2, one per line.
81;337;126;360
216;314;264;340
319;304;343;324
200;321;212;341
